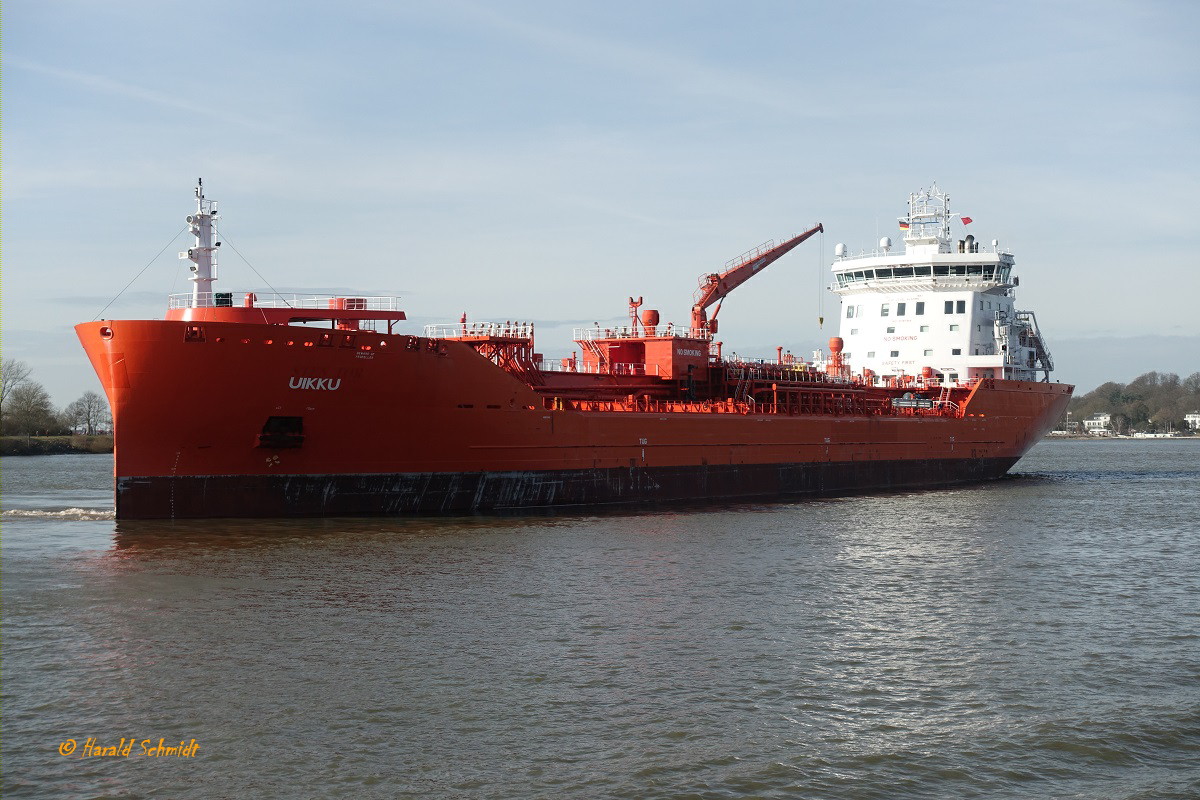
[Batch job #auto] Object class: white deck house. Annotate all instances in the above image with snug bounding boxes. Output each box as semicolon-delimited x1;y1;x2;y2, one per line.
830;184;1054;386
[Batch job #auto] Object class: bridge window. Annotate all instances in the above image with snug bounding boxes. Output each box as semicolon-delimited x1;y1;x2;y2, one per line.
957;300;966;314
916;302;925;315
952;348;962;355
950;324;960;332
881;303;890;317
867;351;876;358
924;349;933;356
897;302;906;316
886;326;895;334
920;325;930;332
890;350;899;358
944;301;954;314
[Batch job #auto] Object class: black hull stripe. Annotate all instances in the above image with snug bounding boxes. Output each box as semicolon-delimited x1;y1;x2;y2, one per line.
116;458;1020;519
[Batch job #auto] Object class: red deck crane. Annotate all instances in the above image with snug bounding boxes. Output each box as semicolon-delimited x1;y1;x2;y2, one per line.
690;223;823;335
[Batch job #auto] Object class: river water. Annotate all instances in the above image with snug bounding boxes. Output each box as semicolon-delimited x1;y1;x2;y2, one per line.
3;440;1199;799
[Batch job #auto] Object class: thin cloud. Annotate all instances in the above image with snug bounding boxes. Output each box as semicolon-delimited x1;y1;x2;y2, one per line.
438;1;832;117
6;55;287;135
60;291;167;307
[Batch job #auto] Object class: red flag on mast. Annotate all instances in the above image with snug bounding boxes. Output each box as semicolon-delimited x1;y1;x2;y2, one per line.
961;216;973;225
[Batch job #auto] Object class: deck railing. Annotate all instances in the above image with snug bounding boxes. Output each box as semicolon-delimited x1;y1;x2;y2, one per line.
724;240;775;270
167;292;403;311
424;322;535;339
541;360;661;376
573;323;712;341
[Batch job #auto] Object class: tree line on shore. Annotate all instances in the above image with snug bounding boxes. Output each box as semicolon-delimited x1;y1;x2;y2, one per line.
1067;371;1200;434
1;358;111;436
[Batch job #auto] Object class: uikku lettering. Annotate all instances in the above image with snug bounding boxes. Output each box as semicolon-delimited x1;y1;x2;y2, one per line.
289;377;342;391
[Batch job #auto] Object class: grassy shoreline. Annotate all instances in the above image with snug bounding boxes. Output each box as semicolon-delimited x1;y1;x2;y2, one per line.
1;435;115;456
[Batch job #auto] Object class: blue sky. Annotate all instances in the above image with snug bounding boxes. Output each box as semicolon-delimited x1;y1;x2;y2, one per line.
5;0;1198;405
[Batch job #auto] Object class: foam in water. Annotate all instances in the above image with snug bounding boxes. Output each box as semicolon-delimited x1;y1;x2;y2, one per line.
2;507;116;521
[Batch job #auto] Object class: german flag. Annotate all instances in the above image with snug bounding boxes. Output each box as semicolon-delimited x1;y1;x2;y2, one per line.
898;220;910;230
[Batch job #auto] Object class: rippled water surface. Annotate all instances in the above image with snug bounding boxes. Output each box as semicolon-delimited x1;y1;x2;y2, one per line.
4;442;1199;799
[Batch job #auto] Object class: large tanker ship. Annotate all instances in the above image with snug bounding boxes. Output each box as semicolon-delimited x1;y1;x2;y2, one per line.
77;182;1072;519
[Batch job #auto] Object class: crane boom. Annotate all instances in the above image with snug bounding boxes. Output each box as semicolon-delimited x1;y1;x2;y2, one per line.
690;223;823;335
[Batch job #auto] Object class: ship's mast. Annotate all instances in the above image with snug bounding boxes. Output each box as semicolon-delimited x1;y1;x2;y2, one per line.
180;179;219;307
899;182;953;253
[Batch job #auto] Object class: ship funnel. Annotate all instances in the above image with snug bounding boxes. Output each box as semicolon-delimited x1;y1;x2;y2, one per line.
965;233;976;253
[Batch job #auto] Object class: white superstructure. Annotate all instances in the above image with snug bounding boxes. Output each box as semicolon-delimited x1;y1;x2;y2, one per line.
179;178;220;308
830;184;1054;386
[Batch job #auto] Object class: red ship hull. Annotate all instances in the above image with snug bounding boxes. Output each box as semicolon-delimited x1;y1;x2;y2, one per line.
77;319;1072;519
